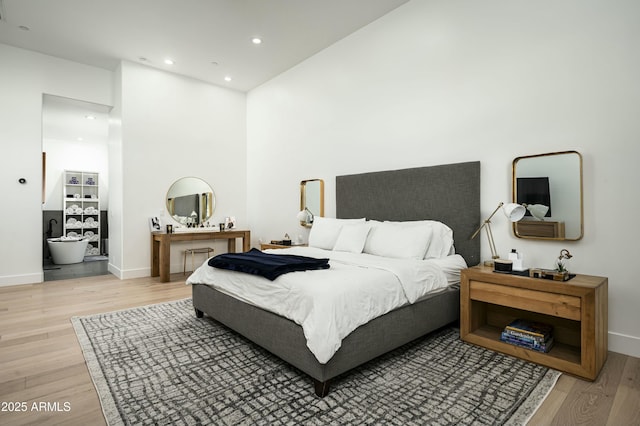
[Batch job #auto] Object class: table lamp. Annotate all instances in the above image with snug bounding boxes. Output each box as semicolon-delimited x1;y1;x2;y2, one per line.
297;207;314;226
471;202;526;266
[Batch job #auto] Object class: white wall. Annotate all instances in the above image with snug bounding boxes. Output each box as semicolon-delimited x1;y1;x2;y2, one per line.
0;43;113;286
107;65;124;278
247;0;640;356
42;140;109;211
113;61;247;278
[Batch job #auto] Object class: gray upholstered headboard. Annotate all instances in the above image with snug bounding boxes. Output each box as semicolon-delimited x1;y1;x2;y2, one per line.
336;161;480;267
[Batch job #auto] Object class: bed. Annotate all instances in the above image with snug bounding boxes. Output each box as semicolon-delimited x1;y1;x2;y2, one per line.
189;161;480;397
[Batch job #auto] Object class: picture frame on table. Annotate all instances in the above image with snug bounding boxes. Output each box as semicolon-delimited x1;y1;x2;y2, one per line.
225;216;236;230
149;216;162;232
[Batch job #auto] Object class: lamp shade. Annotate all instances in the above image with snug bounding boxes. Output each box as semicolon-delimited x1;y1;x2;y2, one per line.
503;203;526;222
296;209;309;222
297;208;314;225
526;204;549;221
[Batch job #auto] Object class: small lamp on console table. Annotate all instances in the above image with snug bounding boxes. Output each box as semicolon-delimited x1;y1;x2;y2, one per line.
471;202;526;266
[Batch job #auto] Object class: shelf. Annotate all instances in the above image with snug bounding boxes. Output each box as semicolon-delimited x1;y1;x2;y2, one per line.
472;324;581;365
63;170;101;256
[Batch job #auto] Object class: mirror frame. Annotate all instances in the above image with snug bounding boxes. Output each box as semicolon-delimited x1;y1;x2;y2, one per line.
512;150;583;240
300;179;324;228
166;177;215;225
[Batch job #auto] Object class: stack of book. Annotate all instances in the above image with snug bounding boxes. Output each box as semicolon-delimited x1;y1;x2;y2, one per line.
500;319;554;353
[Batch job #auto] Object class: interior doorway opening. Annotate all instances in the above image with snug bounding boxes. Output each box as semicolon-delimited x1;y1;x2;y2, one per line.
42;94;112;281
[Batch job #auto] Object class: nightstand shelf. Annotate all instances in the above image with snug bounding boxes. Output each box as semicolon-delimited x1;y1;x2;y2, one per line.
471;324;581;366
461;266;608;380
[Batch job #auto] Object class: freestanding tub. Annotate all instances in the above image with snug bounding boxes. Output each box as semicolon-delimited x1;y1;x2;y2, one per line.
47;238;89;264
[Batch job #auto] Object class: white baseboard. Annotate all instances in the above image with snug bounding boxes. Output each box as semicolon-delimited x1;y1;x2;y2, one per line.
609;331;640;358
107;263;123;279
0;272;43;287
120;267;151;280
118;264;193;281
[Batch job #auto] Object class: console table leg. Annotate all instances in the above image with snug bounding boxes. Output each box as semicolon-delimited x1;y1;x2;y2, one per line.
159;237;170;282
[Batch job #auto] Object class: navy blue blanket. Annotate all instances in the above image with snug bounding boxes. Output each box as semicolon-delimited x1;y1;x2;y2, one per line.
208;248;329;281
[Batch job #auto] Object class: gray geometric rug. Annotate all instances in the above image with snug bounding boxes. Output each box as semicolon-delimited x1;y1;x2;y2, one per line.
72;299;560;426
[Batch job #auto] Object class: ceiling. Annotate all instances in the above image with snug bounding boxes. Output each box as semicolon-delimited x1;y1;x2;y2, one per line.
0;0;408;92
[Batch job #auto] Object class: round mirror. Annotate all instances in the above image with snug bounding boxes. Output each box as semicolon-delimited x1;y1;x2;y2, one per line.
166;177;215;225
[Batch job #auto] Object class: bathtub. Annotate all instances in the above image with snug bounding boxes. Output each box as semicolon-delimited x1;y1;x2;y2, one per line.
47;238;89;264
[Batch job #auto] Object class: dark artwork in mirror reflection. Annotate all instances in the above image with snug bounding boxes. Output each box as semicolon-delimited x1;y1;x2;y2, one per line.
166;177;215;227
517;177;552;218
512;151;583;240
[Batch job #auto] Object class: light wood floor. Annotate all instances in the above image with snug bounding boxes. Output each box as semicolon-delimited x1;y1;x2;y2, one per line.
0;274;638;426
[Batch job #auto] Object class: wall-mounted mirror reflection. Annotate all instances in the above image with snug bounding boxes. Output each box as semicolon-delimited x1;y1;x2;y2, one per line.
299;179;324;227
166;177;215;226
512;151;583;240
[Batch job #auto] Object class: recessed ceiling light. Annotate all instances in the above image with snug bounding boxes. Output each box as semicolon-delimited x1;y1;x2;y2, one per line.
251;37;262;45
164;58;175;65
77;137;84;141
224;76;232;82
84;115;96;120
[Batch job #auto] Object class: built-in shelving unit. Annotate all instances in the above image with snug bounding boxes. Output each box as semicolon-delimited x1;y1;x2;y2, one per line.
63;170;100;256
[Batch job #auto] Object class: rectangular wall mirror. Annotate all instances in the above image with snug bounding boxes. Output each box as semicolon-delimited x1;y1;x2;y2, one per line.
512;151;583;240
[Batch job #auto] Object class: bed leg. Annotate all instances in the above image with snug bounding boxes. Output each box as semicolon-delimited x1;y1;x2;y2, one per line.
314;379;331;398
194;308;204;318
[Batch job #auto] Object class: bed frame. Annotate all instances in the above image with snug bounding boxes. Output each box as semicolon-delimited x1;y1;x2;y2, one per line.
192;161;480;397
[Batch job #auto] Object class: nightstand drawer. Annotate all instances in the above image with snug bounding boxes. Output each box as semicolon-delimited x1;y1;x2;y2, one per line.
469;280;581;320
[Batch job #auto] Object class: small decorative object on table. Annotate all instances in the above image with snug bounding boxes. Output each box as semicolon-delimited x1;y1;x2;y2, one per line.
225;216;236;230
493;259;512;273
529;268;571;281
508;249;526;271
271;233;292;246
149;216;162;232
500;319;554;353
528;249;575;281
556;249;573;273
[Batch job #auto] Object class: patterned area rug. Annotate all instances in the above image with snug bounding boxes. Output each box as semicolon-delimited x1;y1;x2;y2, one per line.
72;299;560;426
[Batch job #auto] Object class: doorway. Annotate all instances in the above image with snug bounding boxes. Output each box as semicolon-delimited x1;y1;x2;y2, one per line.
42;95;112;281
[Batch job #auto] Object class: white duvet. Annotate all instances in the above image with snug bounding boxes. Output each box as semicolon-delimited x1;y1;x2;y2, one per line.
186;247;466;364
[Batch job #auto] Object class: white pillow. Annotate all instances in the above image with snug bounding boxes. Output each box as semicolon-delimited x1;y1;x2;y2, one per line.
423;221;454;259
383;220;454;259
333;223;372;253
308;217;366;250
363;221;433;260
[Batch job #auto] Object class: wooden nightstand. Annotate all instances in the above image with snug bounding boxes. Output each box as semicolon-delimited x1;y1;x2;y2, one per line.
460;266;608;380
260;243;308;250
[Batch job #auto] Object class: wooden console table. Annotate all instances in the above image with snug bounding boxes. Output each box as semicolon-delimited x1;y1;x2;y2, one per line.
151;229;251;282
